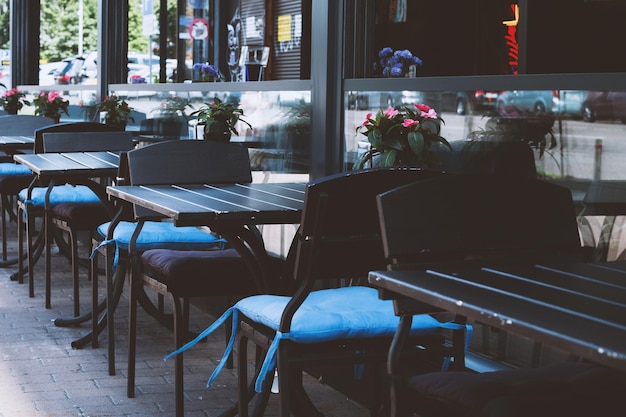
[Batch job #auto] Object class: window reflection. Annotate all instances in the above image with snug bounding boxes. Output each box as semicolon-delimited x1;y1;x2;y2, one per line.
345;89;626;181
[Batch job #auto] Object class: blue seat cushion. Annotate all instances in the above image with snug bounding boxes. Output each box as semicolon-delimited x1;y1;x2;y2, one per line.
0;162;33;175
19;185;100;207
97;221;226;252
165;286;468;392
0;163;35;194
235;286;446;343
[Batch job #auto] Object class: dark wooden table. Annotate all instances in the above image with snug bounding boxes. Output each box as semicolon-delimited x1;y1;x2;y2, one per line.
369;260;626;373
107;182;306;281
107;180;311;417
0;135;35;156
12;151;123;312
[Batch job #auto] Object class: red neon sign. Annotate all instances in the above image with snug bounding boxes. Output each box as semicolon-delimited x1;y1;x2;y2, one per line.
502;3;519;75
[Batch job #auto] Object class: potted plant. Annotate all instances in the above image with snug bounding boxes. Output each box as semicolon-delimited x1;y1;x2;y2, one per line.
0;88;30;114
94;94;134;130
374;47;423;78
32;91;69;123
191;96;251;142
354;103;451;169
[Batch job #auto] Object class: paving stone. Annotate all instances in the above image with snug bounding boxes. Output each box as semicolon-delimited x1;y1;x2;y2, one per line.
0;223;369;416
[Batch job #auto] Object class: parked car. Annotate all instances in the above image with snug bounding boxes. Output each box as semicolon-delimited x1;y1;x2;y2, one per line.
348;91;403;110
496;90;557;114
455;90;501;115
581;91;626;123
54;57;88;85
554;90;587;119
39;61;65;86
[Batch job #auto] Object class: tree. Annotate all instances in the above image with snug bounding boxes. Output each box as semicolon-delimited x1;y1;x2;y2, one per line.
0;0;9;50
40;0;147;62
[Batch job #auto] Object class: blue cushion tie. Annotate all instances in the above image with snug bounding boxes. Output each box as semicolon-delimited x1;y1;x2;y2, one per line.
164;286;473;393
90;238;122;272
164;307;239;387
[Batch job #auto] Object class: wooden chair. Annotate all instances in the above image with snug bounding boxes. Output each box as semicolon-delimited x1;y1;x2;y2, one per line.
375;174;587;416
14;123;129;312
41;131;134;316
0;115;56;263
88;140;255;388
118;139;278;417
164;167;469;417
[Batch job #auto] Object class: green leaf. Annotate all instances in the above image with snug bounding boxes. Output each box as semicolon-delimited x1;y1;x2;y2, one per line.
379;149;397;167
353;150;374;170
407;131;425;157
369;129;383;149
420;119;440;135
436;135;453;151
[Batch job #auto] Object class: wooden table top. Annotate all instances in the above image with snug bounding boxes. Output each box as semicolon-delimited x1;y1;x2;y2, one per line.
369;260;626;372
13;151;121;178
107;182;307;227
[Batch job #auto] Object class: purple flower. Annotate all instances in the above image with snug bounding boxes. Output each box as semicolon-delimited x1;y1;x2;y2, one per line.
194;62;222;81
375;47;423;78
378;47;393;59
390;65;403;77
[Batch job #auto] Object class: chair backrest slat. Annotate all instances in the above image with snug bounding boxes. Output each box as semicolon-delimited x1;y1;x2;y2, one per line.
123;140;253;219
125;140;252;186
0;115;56;137
377;174;583;266
280;168;444;297
42;131;135;153
34;122;123;153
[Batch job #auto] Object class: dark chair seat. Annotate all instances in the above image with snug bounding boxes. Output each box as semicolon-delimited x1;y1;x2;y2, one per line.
141;248;257;295
0;170;35;194
51;201;111;230
405;362;626;417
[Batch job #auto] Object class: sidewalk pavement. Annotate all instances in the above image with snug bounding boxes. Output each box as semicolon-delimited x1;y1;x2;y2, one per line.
0;221;367;417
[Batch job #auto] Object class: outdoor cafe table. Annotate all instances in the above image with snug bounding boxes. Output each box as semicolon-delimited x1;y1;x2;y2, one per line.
13;150;122;206
368;260;626;373
104;181;306;351
105;181;306;281
12;151;123;318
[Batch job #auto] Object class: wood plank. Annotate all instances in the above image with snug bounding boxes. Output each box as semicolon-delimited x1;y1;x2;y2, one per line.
368;268;626;366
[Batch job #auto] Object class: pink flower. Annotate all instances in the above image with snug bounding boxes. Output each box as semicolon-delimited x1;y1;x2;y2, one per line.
402;119;419;128
6;88;17;97
48;91;59;102
414;103;431;112
421;108;438;119
362;113;373;126
383;107;398;119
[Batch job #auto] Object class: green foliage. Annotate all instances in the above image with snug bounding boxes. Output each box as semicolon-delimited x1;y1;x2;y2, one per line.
0;0;9;50
3;0;172;66
192;96;252;142
37;0;146;62
94;94;135;125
